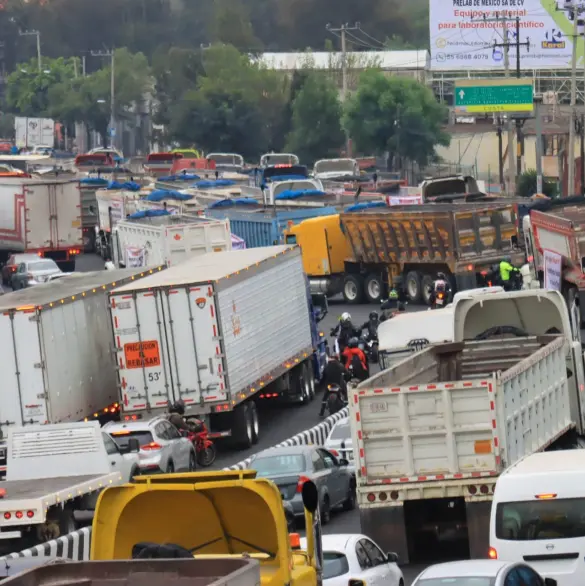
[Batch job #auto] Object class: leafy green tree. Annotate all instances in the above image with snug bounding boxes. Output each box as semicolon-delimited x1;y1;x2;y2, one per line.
516;169;558;198
343;70;450;168
5;57;76;116
213;0;262;52
286;73;344;163
168;44;286;158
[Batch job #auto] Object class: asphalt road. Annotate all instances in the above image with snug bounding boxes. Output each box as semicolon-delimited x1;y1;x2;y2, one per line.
73;253;429;584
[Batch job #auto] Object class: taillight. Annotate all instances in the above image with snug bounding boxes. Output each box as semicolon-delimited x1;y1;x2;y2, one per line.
438;292;444;299
26;510;34;518
142;442;162;451
329;449;339;457
10;267;16;273
3;512;10;520
15;511;22;519
488;547;497;559
296;475;311;493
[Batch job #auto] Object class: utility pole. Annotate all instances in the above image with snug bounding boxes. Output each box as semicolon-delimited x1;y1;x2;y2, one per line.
19;29;41;71
559;1;583;195
534;96;544;194
326;23;359;156
492;14;530;192
90;49;115;149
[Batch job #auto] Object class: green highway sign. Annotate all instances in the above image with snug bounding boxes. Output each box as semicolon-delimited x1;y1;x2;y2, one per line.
454;79;534;114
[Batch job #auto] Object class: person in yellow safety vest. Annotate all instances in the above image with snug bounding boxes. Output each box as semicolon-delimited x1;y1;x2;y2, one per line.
499;259;520;290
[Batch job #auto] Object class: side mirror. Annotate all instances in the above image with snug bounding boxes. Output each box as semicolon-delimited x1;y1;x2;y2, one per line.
386;552;399;563
339;458;349;466
544;579;557;586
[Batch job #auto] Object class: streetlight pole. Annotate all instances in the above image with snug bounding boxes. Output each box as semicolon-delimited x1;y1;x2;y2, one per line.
19;29;41;71
90;49;115;149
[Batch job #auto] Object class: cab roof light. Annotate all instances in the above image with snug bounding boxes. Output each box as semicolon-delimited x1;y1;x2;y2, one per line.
535;493;557;499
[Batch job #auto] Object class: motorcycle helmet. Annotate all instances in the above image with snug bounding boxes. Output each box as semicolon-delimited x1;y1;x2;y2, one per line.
170;399;186;415
388;288;399;300
348;337;359;348
369;311;379;321
340;312;351;323
437;272;447;281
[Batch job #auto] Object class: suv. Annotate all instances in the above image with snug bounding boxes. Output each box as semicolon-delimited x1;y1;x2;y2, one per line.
104;417;196;474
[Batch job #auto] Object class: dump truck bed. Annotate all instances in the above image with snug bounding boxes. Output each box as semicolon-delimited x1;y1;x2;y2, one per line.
341;203;520;270
0;559;261;586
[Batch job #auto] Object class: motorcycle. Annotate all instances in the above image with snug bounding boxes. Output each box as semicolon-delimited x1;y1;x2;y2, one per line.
482;265;523;291
185;416;228;467
432;289;448;309
364;333;379;363
325;384;346;416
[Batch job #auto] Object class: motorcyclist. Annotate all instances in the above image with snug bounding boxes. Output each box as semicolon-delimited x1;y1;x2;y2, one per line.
360;311;380;339
330;312;360;353
381;286;408;320
319;354;349;417
342;337;369;382
499;258;520;291
428;272;451;307
167;399;203;434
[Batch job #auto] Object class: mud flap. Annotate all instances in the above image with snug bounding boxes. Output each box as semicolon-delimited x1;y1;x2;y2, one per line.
466;500;491;559
360;505;409;564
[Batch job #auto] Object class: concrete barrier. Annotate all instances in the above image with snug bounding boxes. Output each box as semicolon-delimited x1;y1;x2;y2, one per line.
2;407;349;561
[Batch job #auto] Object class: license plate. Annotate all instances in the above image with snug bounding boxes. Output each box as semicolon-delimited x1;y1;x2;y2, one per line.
436;298;444;305
369;401;388;413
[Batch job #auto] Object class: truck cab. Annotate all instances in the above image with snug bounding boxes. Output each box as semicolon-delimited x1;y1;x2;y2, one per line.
91;470;323;586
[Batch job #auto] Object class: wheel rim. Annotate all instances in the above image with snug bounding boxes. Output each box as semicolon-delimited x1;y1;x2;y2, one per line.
251;405;259;437
246;408;253;444
345;281;357;300
368;279;380;299
407;278;417;298
309;373;315;398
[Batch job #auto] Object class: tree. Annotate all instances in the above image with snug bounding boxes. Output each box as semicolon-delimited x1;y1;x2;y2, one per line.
5;57;76;116
286;73;344;163
343;70;450;168
516;169;558;198
168;44;286;157
212;0;262;52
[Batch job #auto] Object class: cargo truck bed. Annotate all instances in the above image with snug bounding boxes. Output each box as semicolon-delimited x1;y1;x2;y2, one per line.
0;474;113;500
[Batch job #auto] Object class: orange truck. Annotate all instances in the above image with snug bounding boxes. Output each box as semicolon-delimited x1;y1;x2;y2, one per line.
286;203;524;304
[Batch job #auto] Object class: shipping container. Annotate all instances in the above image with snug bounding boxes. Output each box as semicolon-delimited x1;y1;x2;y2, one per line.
112;215;232;268
350;289;585;565
0;267;165;432
207;206;337;248
110;246;320;448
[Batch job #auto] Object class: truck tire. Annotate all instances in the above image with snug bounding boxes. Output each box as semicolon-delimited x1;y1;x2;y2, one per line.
405;270;423;304
342;275;364;304
58;506;76;537
364;273;385;304
304;362;316;401
295;368;310;405
566;287;583;329
232;403;254;449
421;274;434;305
249;401;259;444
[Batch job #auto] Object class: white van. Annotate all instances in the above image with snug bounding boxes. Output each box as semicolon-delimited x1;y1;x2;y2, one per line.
378;286;504;370
490;450;585;586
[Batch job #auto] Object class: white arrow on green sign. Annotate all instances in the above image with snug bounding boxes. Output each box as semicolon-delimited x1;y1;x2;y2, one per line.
454;79;534;114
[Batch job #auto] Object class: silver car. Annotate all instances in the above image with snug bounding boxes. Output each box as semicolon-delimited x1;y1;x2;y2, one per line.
249;445;355;524
325;417;354;473
104;417;196;474
11;258;62;289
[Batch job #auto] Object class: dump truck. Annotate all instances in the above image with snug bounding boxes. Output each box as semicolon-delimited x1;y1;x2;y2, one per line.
0;558;260;586
91;469;323;586
525;204;585;326
350;289;585;565
285;204;524;304
109;246;328;448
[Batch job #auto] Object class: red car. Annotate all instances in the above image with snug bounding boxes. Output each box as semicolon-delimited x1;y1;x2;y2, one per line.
1;253;40;286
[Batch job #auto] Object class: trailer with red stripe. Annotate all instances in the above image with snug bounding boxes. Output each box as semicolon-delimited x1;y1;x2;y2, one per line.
350;289;585;565
109;245;322;449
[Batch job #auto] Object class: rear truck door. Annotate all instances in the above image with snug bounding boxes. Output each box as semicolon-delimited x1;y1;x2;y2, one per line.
0;183;25;250
55;181;83;249
111;290;173;413
22;183;51;250
160;284;227;409
0;309;48;427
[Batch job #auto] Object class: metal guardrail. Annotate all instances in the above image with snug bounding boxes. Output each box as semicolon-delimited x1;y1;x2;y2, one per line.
1;407;350;561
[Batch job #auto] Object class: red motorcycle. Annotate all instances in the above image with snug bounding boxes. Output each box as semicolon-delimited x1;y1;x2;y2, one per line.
185;416;228;467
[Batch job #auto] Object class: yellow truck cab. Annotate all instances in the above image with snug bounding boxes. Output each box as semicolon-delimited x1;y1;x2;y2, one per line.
91;470;322;586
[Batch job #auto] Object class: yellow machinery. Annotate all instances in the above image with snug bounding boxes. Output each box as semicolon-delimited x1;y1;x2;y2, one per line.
91;470;322;586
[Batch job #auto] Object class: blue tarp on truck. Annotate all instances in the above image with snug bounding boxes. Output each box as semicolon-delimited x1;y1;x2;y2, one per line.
206;206;337;248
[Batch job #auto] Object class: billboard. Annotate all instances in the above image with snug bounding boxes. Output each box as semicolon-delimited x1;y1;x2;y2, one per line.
429;0;584;71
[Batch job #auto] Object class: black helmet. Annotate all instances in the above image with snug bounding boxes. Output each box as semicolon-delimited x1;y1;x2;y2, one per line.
437;272;447;281
348;337;359;348
170;399;186;415
369;311;379;321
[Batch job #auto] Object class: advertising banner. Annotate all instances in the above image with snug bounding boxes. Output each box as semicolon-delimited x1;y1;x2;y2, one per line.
430;0;584;71
543;249;562;290
125;247;146;268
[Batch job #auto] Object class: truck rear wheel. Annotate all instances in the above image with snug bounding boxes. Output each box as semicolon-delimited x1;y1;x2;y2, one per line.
421;274;434;305
364;273;384;304
232;403;254;449
304;362;316;401
250;401;259;444
343;275;364;304
405;271;423;303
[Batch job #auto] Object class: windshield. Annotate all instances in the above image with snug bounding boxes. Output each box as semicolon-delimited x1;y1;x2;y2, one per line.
496;498;585;540
110;430;153;448
29;260;58;271
330;422;350;440
208;154;243;166
261;154;299;166
323;552;350;579
252;454;306;476
314;160;356;175
416;576;496;586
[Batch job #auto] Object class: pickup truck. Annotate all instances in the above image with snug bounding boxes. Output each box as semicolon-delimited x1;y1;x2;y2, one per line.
0;421;139;551
351;289;585;565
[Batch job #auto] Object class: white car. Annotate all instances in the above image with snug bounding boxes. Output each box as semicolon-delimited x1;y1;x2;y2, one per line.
301;534;403;586
325;417;354;471
102;431;141;481
412;560;556;586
